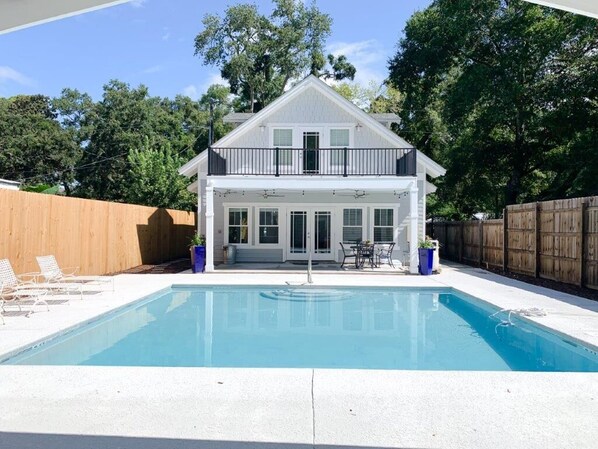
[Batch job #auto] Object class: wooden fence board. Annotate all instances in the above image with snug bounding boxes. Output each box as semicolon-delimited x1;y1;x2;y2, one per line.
428;195;598;290
0;190;196;275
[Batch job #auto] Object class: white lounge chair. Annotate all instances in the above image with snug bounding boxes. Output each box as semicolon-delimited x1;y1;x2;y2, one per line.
36;255;114;292
0;259;81;304
0;268;49;317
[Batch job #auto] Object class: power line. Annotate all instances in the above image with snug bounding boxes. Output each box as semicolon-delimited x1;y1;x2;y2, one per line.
4;132;206;184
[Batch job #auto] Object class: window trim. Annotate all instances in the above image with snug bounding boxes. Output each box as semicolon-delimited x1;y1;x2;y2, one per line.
372;207;395;243
342;207;364;244
226;207;250;246
258;207;280;245
271;128;293;166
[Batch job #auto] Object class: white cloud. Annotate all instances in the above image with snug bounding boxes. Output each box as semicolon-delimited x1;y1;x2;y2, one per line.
142;65;164;74
162;27;170;41
0;66;35;86
326;39;387;86
182;84;199;100
182;73;228;100
130;0;147;8
200;73;227;93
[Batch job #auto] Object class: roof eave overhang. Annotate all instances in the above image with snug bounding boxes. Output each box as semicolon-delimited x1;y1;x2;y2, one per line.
0;0;131;35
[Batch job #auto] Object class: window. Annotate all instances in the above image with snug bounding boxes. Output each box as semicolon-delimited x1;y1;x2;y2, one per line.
273;129;293;165
343;208;362;243
259;208;279;244
374;208;394;243
330;129;350;165
228;208;248;244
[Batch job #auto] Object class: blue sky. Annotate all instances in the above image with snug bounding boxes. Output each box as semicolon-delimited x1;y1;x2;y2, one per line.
0;0;432;101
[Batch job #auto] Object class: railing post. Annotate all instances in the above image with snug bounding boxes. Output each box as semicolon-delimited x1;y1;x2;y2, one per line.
343;147;348;177
207;146;212;176
412;149;417;176
275;147;280;177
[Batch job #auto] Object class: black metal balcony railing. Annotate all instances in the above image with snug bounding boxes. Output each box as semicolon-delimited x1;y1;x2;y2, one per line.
207;147;417;177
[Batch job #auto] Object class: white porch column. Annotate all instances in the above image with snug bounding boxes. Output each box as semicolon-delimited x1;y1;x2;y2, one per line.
409;181;419;274
205;182;215;272
196;167;202;234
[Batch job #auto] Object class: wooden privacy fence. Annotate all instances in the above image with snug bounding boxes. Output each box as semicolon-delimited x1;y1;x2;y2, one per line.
0;189;196;276
427;196;598;290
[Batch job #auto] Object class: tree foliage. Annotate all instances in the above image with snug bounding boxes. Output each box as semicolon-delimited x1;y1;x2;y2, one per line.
389;0;598;218
194;0;355;112
0;95;80;191
126;137;196;210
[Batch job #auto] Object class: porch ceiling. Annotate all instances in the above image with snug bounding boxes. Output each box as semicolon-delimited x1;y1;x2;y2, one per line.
0;0;130;34
206;176;417;192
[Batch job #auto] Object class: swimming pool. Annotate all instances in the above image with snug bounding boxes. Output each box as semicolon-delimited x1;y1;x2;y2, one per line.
3;285;598;371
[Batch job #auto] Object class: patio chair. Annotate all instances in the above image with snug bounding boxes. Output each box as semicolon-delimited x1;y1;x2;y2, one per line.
0;266;49;317
339;242;358;268
376;242;396;268
36;255;114;292
358;243;376;269
0;258;81;303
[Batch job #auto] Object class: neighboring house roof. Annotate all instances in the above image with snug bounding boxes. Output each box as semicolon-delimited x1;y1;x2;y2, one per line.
180;75;446;179
223;113;255;124
370;113;401;127
0;0;130;34
523;0;598;18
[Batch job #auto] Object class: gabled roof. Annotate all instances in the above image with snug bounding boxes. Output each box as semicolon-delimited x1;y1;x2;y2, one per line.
179;75;446;179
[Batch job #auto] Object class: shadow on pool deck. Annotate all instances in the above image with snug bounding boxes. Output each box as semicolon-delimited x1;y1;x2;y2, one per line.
443;260;598;313
0;432;428;449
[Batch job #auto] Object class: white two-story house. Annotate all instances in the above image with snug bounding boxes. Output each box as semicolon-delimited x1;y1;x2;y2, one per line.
179;75;446;273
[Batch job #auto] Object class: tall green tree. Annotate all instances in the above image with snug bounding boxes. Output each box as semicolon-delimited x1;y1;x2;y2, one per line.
194;0;355;112
0;95;80;191
389;0;598;218
126;138;195;210
75;81;204;202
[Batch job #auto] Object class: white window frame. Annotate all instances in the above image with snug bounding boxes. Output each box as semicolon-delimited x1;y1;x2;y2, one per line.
329;128;351;166
372;207;396;243
342;207;364;244
271;128;293;166
258;207;280;245
225;207;250;246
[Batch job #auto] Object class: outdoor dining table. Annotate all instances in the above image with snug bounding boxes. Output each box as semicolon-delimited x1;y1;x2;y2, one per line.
350;244;377;269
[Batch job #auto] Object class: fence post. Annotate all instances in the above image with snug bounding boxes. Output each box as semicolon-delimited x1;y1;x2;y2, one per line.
503;207;508;272
459;221;465;263
580;200;587;288
534;202;542;278
478;220;483;267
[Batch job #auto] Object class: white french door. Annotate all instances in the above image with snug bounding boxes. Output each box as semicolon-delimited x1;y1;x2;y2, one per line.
288;208;332;260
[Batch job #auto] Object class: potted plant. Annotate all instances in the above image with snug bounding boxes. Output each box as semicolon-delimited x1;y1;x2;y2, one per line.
418;238;436;275
189;233;206;273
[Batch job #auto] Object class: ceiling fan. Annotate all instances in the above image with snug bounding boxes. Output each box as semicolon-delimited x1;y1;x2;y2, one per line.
336;190;370;199
256;189;285;199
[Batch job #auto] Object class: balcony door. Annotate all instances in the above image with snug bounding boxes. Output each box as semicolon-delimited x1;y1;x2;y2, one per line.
302;131;320;174
288;209;332;260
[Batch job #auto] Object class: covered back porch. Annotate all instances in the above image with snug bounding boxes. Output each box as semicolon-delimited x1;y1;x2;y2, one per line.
197;177;423;274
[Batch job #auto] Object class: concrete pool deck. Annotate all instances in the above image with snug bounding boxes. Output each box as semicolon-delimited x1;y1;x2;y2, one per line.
0;263;597;449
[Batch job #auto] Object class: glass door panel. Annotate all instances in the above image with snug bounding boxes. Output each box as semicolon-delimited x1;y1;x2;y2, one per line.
314;211;331;254
302;132;320;174
289;211;307;254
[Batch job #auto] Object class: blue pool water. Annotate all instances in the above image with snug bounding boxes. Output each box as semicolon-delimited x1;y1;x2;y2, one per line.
3;286;598;371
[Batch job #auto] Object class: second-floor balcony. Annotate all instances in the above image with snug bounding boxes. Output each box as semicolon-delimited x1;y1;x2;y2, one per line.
207;147;417;177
